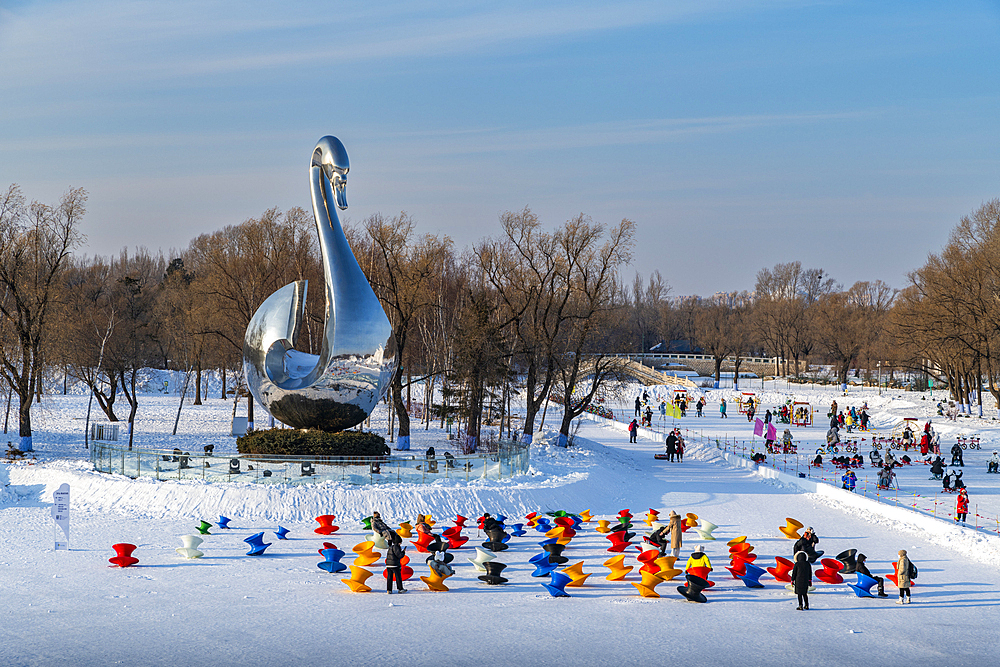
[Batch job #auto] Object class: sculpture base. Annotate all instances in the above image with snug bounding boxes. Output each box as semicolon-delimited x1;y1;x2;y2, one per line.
237;428;388;457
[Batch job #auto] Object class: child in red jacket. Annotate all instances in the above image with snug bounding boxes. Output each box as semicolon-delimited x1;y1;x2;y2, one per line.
956;489;969;523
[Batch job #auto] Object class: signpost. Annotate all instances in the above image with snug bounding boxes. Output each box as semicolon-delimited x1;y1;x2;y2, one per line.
53;483;70;550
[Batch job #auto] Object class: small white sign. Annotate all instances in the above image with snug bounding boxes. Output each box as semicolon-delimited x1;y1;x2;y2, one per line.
52;483;70;550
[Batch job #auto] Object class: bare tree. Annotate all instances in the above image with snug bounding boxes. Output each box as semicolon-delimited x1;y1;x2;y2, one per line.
361;212;452;449
0;184;86;451
813;281;896;390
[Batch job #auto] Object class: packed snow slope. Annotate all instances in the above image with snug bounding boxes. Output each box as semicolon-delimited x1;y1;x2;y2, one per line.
3;399;1000;666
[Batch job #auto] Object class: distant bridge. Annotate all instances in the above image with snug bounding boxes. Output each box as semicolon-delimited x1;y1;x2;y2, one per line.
624;353;800;379
580;357;698;388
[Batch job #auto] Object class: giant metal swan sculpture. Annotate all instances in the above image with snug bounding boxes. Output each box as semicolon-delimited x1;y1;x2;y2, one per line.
242;136;397;431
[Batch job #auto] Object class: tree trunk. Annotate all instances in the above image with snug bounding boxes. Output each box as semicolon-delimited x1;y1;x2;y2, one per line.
92;376;120;421
838;360;850;390
3;387;12;434
127;370;138;449
714;357;723;389
221;366;227;400
425;374;433;430
194;356;203;405
172;371;191;436
247;393;254;430
18;384;32;451
392;368;410;449
521;361;538;442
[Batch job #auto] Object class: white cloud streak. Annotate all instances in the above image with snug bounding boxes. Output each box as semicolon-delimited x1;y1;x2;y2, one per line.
0;0;817;88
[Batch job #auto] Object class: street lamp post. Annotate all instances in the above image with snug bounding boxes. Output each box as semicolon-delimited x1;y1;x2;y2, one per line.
877;361;881;396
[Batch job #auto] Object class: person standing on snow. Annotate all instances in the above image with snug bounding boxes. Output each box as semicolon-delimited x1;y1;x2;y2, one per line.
720;398;727;418
384;532;407;594
668;511;683;558
628;419;638;443
956;489;969;523
792;551;812;610
664;430;677;461
896;550;914;603
635;396;641;417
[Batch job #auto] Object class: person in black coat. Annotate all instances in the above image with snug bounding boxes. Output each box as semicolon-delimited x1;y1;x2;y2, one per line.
930;456;945;478
665;432;677;461
384;533;407;594
793;527;823;562
481;513;506;544
791;551;812;610
371;512;392;540
649;524;670;556
951;442;964;467
856;553;888;597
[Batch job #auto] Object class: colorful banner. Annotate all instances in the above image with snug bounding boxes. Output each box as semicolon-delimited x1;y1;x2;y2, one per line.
765;423;777;441
753;419;764;437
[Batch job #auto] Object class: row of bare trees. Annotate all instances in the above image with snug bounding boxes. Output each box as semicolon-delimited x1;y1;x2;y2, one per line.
4;180;998;450
893;200;1000;413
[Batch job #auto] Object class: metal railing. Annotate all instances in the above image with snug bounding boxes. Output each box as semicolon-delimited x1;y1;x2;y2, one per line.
90;423;119;442
89;439;530;486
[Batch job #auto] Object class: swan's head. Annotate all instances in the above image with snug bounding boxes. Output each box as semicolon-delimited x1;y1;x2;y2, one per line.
312;136;350;210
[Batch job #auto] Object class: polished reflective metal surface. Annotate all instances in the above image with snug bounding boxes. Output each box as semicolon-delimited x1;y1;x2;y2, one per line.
243;136;397;431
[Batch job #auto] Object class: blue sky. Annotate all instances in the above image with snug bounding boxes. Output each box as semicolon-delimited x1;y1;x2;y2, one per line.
1;0;998;295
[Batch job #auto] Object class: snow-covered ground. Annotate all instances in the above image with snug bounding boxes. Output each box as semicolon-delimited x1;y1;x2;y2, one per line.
2;382;1000;666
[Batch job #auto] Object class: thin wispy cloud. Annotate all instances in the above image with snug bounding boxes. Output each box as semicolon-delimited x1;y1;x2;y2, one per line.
0;0;813;87
2;0;996;295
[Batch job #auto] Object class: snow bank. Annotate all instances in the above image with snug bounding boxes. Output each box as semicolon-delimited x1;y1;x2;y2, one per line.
716;449;1000;567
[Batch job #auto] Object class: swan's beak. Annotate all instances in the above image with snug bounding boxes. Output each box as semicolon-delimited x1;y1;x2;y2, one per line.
332;172;348;210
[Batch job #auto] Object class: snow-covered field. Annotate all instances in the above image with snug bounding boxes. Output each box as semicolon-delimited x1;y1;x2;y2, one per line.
2;382;1000;666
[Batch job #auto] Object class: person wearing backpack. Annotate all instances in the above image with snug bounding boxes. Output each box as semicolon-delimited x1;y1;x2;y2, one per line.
896;550;915;604
384;533;407;594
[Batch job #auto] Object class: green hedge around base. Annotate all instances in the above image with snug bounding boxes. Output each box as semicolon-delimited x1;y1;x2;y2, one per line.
236;429;389;458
